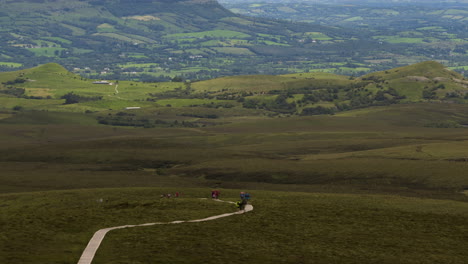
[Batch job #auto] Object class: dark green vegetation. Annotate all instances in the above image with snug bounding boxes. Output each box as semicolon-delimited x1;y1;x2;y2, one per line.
1;63;468;263
0;0;467;80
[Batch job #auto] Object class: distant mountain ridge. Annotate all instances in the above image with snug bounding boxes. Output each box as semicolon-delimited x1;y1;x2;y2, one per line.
2;0;465;82
0;0;373;79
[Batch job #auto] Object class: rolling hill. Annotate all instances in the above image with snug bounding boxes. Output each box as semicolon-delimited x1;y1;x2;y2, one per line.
1;61;466;124
1;60;468;264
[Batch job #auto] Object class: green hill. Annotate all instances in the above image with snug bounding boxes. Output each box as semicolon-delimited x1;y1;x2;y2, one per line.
361;61;463;80
1;61;467;125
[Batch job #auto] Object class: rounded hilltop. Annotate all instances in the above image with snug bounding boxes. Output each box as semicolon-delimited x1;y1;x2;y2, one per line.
360;61;464;81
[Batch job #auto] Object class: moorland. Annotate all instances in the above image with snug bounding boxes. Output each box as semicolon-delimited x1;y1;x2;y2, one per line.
1;61;468;263
1;1;468;263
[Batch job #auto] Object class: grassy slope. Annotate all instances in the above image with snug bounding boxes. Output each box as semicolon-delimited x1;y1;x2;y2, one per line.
0;188;232;264
97;191;468;264
1;103;468;195
1;188;467;264
191;73;350;93
1;62;468;263
361;61;464;80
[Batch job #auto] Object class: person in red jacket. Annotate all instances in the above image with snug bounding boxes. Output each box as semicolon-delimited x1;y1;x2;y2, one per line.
211;190;220;199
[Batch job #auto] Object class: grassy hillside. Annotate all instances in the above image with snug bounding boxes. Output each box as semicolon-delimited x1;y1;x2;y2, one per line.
1;103;468;196
1;188;467;264
1;61;468;263
1;61;466;125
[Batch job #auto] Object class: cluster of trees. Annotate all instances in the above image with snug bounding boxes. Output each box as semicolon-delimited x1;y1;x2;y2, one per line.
179;113;219;119
97;113;203;128
61;92;102;104
243;94;296;114
0;87;25;97
2;78;27;86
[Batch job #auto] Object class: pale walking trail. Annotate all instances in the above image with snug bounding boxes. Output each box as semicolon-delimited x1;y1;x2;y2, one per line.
77;200;253;264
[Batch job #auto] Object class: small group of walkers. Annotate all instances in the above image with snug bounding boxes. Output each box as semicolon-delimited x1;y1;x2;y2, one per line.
211;190;251;211
236;191;250;211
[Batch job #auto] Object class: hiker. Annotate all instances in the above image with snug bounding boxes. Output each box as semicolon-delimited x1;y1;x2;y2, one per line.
236;191;248;211
240;191;245;200
237;199;247;211
212;190;220;199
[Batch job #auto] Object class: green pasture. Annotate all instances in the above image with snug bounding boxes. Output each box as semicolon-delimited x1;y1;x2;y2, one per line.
220;17;253;26
261;40;290;46
443;9;468;15
211;47;255;55
126;53;148;58
281;72;349;80
93;33;145;44
119;63;160;68
417;26;445;31
0;97;65;111
304;32;333;40
165;30;251;40
192;74;349;93
28;47;66;57
61;23;87;36
97;23;117;33
192;75;292;92
338;67;371;73
361;61;463;80
450;66;468;71
155;98;233;108
0;62;23;67
0;64;187;111
170;67;214;75
72;48;93;54
374;36;425;44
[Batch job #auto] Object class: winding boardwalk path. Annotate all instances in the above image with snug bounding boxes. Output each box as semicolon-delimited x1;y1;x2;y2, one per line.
77;200;253;264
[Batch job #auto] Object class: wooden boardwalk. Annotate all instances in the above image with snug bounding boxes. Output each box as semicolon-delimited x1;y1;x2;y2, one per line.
77;200;253;264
